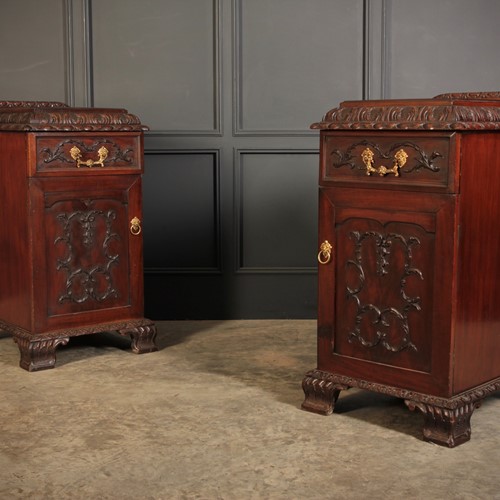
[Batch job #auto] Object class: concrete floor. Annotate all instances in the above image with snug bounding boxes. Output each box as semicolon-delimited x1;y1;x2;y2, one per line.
0;320;499;500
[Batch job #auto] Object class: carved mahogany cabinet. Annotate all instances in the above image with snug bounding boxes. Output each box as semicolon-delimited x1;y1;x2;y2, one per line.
302;92;500;447
0;101;157;371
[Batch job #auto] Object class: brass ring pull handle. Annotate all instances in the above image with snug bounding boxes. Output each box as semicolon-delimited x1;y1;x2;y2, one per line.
70;145;108;168
130;217;142;235
361;148;408;177
317;240;333;265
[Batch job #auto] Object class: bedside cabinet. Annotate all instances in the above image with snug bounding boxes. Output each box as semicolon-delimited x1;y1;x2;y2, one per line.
302;92;500;447
0;101;157;371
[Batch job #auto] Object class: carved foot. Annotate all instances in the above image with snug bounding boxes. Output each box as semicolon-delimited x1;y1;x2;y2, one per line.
405;399;480;447
301;369;348;415
118;323;158;354
13;335;69;372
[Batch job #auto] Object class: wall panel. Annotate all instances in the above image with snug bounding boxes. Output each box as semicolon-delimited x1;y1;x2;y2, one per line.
91;0;220;133
143;152;220;272
234;0;364;134
0;0;68;102
388;0;500;98
236;151;318;271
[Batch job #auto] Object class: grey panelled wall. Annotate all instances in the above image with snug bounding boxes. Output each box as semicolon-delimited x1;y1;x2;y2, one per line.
1;0;500;319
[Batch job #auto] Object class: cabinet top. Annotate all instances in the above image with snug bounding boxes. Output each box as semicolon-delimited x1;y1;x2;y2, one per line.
312;92;500;131
0;101;147;132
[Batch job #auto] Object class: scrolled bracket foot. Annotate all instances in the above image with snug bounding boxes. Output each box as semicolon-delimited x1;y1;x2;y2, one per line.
301;369;349;415
13;335;69;372
405;399;480;448
118;323;158;354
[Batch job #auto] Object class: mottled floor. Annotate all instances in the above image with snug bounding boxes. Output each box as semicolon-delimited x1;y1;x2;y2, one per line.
0;320;499;499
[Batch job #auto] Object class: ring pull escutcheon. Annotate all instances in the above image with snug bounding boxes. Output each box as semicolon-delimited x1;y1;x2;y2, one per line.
318;240;332;265
130;217;142;235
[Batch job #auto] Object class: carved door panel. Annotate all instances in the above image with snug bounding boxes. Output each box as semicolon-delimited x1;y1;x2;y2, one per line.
29;175;143;331
318;187;456;393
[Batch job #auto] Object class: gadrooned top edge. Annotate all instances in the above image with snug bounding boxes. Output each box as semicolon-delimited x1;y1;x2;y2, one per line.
311;92;500;131
0;101;148;131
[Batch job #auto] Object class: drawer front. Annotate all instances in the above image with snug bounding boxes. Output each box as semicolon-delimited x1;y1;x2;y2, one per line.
31;133;142;175
321;132;457;192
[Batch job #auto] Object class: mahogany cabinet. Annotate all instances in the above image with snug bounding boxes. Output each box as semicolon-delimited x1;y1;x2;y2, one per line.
0;101;157;371
302;92;500;447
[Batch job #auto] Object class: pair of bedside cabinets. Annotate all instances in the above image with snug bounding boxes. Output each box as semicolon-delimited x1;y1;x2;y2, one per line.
0;101;157;372
302;92;500;447
2;95;499;448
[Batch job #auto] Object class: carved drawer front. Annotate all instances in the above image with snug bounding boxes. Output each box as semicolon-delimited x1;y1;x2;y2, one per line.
321;132;456;192
31;133;142;175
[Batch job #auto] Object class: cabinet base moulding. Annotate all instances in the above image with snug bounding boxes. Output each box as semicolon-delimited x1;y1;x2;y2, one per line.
0;318;157;372
301;369;500;448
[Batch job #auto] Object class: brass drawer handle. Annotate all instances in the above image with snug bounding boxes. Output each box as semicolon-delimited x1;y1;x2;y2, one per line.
318;240;332;265
130;217;141;235
362;147;408;177
70;145;108;168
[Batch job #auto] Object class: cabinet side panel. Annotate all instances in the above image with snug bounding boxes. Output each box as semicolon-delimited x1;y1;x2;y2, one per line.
0;133;32;330
454;133;500;392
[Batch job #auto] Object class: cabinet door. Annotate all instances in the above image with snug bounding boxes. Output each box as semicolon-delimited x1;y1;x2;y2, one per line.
318;187;456;396
30;175;144;331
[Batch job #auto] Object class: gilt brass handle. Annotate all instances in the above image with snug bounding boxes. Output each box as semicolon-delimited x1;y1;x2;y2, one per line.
130;217;141;235
70;145;108;168
361;148;408;177
318;240;332;265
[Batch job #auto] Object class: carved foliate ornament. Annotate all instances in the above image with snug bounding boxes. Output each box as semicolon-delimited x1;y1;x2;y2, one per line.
312;92;500;131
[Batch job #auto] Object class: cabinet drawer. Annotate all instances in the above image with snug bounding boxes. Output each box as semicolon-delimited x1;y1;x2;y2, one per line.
30;133;143;175
321;132;457;192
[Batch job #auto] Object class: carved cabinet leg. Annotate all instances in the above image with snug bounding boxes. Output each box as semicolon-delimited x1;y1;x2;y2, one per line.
118;324;158;354
13;335;69;372
301;369;348;415
405;399;480;448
